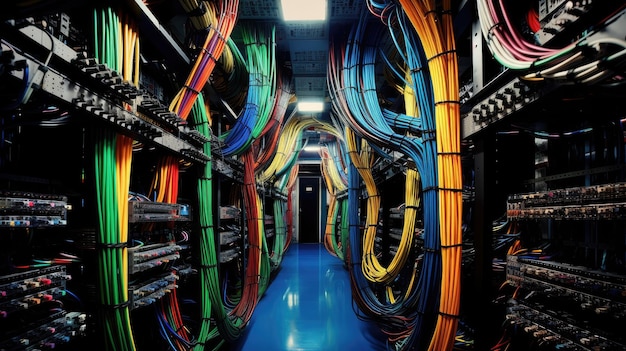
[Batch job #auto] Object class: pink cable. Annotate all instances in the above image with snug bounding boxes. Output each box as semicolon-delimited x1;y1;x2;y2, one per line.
497;0;561;56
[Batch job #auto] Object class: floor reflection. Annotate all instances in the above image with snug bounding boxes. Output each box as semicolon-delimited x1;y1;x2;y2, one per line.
231;243;386;351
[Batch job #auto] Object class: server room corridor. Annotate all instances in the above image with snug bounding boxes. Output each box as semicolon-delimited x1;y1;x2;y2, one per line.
231;243;387;351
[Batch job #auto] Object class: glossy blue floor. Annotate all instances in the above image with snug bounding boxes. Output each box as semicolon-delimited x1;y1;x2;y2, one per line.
230;243;387;351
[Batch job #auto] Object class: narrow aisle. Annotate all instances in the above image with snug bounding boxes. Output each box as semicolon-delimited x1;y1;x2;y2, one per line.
231;243;387;351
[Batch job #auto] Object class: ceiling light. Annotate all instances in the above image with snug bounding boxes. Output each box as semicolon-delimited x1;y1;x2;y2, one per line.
281;0;327;21
297;101;324;112
303;145;322;152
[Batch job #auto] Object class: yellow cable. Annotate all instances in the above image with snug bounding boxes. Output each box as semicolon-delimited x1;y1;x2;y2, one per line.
398;1;462;349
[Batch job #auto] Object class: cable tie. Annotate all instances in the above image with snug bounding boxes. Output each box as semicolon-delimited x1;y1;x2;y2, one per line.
424;10;438;18
439;186;463;193
101;300;130;309
404;205;419;210
437;151;461;156
423;246;439;253
186;1;207;17
422;186;438;193
199;47;219;64
411;67;423;73
97;242;128;249
183;85;201;96
487;23;501;40
200;225;214;229
205;25;227;43
200;264;217;269
427;49;457;62
422;129;437;142
423;135;437;142
441;243;463;249
438;311;461;319
434;100;460;106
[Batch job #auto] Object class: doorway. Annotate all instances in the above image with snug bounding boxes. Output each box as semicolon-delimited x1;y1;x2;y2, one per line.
298;177;320;243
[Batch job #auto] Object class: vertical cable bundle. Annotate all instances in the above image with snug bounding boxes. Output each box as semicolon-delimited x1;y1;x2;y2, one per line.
220;24;277;156
94;129;136;351
253;67;295;173
284;164;299;249
321;147;342;258
93;7;140;87
170;0;239;120
328;3;446;349
149;155;180;203
270;192;288;268
190;93;225;350
398;1;462;350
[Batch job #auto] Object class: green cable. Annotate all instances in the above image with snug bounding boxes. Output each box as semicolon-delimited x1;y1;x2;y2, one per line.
329;197;343;259
340;198;349;261
93;9;99;62
189;93;226;350
94;129;135;350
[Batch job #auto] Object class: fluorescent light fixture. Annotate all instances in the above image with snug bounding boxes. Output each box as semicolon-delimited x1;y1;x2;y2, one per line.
303;145;321;152
281;0;327;21
297;101;324;112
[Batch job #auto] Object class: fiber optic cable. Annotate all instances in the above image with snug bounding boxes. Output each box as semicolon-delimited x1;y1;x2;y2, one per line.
321;147;343;258
331;1;432;288
94;129;136;351
154;4;239;342
258;116;342;183
476;0;626;85
220;24;277;156
176;93;223;351
398;1;463;349
178;0;213;31
323;192;341;258
92;8;140;87
170;0;239;120
253;67;294;173
344;146;415;343
284;164;298;250
328;4;447;349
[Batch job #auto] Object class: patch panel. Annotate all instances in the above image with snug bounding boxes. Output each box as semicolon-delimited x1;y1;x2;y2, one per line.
507;202;626;220
128;242;181;274
536;1;594;45
506;257;626;308
129;272;177;310
462;77;543;138
0;192;67;209
0;215;66;227
516;258;626;285
1;22;208;164
0;266;70;302
0;286;67;317
508;182;626;208
128;201;191;222
506;303;626;350
211;157;244;181
219;248;240;264
220;206;241;220
0;311;87;351
0;192;68;227
538;0;570;22
219;230;240;246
